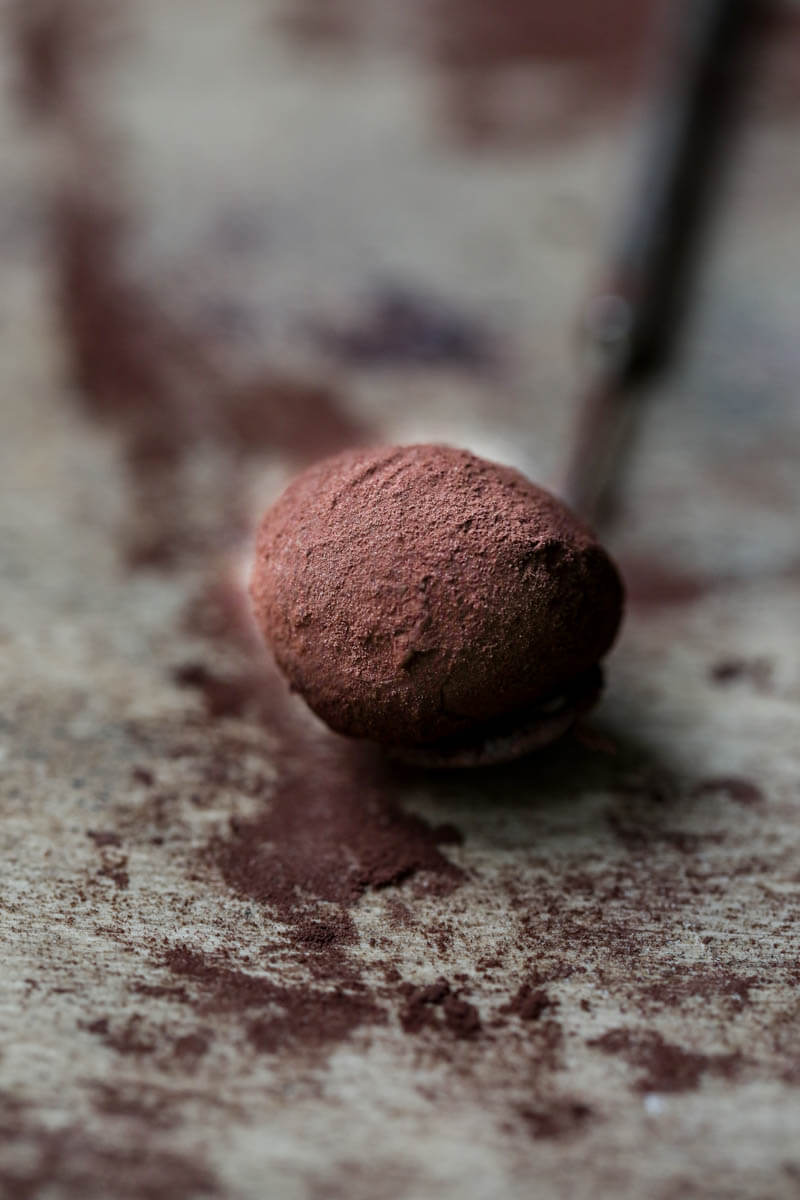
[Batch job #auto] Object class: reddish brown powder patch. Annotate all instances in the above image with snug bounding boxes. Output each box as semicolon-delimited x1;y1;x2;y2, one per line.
500;983;556;1021
442;994;482;1039
308;285;497;369
87;1014;157;1057
692;777;765;808
178;577;464;919
618;557;713;610
0;1092;219;1200
90;1081;185;1129
640;967;759;1012
282;0;657;147
53;192;371;570
709;657;773;691
518;1098;593;1140
211;744;463;913
12;0;86;117
399;977;451;1033
172;1032;210;1061
87;829;129;888
95;858;130;890
588;1028;741;1093
398;978;481;1039
87;830;122;847
161;943;384;1054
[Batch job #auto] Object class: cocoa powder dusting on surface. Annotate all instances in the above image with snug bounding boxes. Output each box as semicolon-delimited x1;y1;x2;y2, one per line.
210;740;463;912
692;777;765;808
174;574;464;926
500;983;556;1021
283;0;658;146
308;285;497;369
42;145;472;1080
709;656;773;691
641;967;759;1013
617;556;713;610
517;1098;593;1141
160;944;384;1054
588;1028;742;1094
54;192;370;569
0;1093;219;1200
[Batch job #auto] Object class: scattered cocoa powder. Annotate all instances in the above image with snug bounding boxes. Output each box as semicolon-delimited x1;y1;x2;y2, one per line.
500;983;556;1021
618;556;713;610
308;285;496;369
399;978;452;1033
0;1092;219;1200
87;1014;157;1057
285;0;657;146
709;657;773;691
43;122;469;1068
95;860;130;890
442;994;482;1039
90;1081;184;1129
87;830;122;847
518;1098;593;1140
208;731;463;913
172;1032;210;1061
13;0;82;117
178;593;465;921
588;1028;742;1093
692;777;765;807
53;191;371;571
159;943;385;1054
640;967;759;1012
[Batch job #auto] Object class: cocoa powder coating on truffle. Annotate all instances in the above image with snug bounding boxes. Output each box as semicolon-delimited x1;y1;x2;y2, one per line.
250;444;623;748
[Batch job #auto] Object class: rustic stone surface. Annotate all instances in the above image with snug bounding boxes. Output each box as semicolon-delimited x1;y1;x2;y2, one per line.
1;3;800;1198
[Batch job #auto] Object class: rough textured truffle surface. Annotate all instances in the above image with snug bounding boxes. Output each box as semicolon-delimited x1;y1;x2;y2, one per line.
250;444;624;748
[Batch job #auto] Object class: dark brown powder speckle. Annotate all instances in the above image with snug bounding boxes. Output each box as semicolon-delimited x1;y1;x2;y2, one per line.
161;943;384;1054
518;1098;593;1140
500;983;556;1021
0;1093;219;1200
692;777;765;807
443;995;482;1039
589;1028;742;1093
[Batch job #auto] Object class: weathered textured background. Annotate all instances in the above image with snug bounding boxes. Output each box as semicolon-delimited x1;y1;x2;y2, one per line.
2;2;800;1197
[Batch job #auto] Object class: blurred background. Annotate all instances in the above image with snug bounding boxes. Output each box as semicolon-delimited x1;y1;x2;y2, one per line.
5;0;800;584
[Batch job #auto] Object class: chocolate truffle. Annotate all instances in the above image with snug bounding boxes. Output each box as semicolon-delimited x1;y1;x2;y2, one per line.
250;444;623;763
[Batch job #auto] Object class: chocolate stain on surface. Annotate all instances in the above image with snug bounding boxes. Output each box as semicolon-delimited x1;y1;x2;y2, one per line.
87;1014;157;1057
160;944;384;1054
281;0;658;146
588;1028;742;1094
0;1093;219;1200
173;590;464;922
38;64;466;1067
692;776;765;808
518;1097;593;1140
500;983;556;1021
308;286;497;369
54;193;370;569
641;966;759;1013
709;656;773;691
12;0;87;117
618;556;714;611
